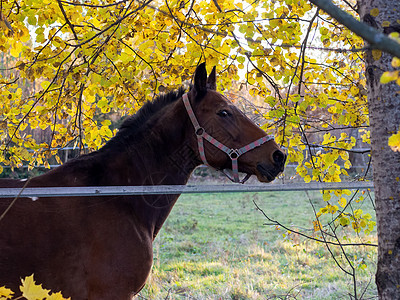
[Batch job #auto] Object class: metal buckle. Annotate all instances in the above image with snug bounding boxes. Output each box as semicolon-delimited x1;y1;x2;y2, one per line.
229;149;239;159
195;127;205;136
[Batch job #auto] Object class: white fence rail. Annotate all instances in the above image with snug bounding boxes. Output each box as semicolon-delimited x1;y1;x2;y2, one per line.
0;182;374;198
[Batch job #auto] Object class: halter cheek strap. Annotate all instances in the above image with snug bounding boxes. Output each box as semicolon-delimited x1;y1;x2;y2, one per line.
182;93;274;184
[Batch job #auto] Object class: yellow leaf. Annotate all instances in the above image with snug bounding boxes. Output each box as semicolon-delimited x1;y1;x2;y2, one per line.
98;97;108;108
382;20;390;27
364;213;372;220
392;57;400;68
40;81;51;90
380;71;399;83
388;129;400;152
343;189;352;196
338;197;347;208
370;8;379;17
372;49;382;61
350;86;359;96
101;120;111;126
91;17;101;28
19;275;70;300
0;286;14;298
313;220;322;232
340;216;350;226
352;221;360;231
344;160;352;169
354;208;363;218
20;274;50;300
329;205;338;214
47;291;71;300
10;41;22;58
328;165;336;175
322;192;331;201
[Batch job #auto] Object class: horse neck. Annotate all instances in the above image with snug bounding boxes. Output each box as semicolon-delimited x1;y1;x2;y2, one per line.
30;98;199;239
131;100;198;185
113;99;199;238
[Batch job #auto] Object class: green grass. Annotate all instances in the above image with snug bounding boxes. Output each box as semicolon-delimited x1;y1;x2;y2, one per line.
139;190;377;299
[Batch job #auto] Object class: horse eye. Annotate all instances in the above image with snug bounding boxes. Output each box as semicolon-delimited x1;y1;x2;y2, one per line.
217;110;230;117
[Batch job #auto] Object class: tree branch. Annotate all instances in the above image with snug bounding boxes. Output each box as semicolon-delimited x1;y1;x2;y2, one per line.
57;0;79;41
252;200;377;248
309;0;400;58
303;142;371;154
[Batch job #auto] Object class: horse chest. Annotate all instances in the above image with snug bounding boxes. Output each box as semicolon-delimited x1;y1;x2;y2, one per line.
0;198;154;299
67;201;155;297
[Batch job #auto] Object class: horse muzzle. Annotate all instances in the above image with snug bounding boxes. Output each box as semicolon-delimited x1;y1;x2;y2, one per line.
256;150;287;182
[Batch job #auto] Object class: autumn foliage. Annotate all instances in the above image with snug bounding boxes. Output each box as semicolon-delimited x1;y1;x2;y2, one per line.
0;275;69;300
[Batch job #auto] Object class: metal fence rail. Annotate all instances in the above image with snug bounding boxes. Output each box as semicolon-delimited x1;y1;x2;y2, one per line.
0;182;374;198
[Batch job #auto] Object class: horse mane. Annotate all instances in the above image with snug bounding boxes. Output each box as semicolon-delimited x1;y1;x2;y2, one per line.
118;86;187;134
46;86;188;184
101;86;188;151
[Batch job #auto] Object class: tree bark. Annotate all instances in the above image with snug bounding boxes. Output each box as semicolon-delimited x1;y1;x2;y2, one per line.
358;0;400;298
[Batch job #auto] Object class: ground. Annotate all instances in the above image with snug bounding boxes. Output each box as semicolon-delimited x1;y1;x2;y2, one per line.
139;186;377;299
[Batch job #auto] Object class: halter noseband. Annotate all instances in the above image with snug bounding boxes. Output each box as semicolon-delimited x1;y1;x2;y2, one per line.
182;93;274;184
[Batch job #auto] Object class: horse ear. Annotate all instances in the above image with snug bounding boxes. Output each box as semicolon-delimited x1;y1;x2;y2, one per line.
193;62;207;99
207;66;216;90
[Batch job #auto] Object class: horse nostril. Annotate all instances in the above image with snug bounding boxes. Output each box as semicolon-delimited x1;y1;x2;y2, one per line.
272;150;286;166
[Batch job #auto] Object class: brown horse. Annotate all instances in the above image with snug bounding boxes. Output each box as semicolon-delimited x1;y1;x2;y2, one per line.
0;63;286;299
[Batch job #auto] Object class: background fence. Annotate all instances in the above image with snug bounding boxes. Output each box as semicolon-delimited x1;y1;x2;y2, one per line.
0;182;374;198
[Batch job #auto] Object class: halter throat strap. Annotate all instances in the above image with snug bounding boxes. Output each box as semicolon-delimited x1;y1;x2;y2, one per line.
182;93;274;184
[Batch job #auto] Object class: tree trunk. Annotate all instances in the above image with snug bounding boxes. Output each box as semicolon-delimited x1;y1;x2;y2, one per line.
358;0;400;298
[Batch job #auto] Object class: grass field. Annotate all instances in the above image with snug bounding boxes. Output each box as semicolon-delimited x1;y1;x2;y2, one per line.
138;188;377;299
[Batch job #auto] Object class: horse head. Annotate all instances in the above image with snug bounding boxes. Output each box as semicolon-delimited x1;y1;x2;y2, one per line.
185;63;286;183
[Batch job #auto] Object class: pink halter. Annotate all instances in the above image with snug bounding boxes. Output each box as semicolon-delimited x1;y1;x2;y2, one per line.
182;93;274;184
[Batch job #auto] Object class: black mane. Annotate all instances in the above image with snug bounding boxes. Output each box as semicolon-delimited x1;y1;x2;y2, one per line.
101;87;187;150
119;87;186;133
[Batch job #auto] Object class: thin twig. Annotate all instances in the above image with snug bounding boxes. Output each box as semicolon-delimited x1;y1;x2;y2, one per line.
252;199;377;247
0;178;32;222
